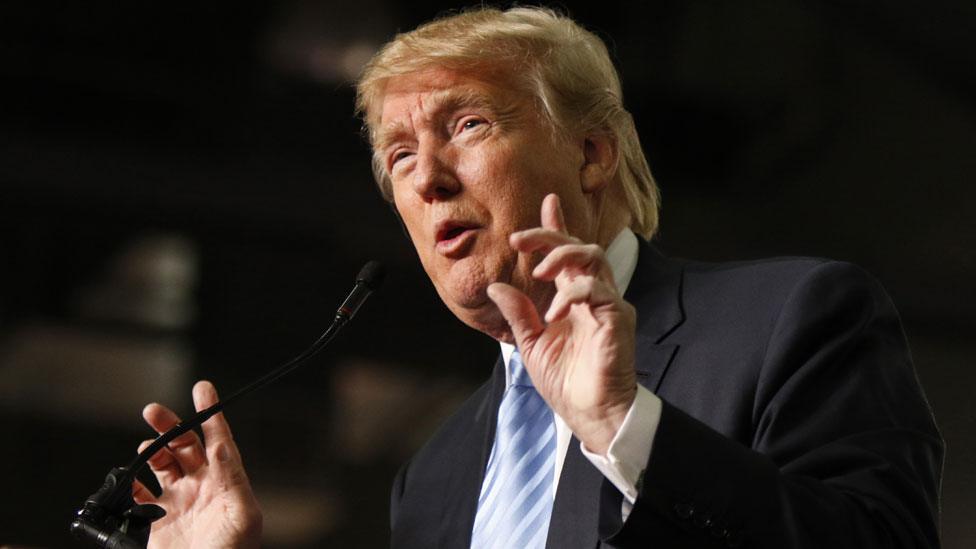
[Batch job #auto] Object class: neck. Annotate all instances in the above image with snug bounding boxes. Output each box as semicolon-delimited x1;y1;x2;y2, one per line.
589;185;632;248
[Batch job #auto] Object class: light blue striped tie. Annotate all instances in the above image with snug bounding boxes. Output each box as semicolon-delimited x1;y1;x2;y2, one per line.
471;349;556;549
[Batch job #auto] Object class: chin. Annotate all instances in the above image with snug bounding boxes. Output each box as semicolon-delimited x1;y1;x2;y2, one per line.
430;258;536;343
454;301;515;344
435;260;500;311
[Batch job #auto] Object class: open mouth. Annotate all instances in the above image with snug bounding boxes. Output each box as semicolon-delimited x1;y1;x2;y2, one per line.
435;221;479;257
436;222;475;244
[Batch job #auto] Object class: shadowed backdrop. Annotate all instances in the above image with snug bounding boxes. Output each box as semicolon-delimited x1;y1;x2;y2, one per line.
1;1;973;547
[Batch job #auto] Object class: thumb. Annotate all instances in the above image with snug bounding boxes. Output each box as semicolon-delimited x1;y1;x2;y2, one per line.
487;282;544;349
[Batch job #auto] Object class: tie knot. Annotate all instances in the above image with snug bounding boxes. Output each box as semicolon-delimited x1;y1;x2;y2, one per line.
509;350;533;387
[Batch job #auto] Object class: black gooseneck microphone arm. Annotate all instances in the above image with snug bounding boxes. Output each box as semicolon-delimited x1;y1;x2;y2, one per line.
70;261;386;548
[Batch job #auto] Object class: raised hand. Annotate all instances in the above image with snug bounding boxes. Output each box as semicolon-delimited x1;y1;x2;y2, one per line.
487;193;638;454
133;381;262;548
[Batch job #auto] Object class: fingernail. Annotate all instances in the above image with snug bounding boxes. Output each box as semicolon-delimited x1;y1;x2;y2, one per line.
217;444;230;462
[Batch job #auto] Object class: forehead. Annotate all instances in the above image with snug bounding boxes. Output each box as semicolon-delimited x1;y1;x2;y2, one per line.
374;69;523;143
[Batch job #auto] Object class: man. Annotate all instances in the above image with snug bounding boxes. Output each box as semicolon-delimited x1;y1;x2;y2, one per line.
134;7;943;548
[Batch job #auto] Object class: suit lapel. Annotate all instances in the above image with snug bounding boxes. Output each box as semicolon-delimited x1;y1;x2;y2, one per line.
440;355;506;548
546;241;685;548
634;336;679;393
625;243;685;344
627;242;685;392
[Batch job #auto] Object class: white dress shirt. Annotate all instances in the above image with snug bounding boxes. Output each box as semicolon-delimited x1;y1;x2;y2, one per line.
498;229;662;521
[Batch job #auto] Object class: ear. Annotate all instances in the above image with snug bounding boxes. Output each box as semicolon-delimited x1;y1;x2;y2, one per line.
579;131;619;194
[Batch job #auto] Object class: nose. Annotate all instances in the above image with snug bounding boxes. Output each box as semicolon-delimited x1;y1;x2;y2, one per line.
412;141;460;202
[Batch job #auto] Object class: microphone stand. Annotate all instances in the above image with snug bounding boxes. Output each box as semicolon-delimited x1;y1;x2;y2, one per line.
70;262;384;548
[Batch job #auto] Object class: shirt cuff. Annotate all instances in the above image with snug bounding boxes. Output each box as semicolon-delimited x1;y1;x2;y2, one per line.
579;385;662;505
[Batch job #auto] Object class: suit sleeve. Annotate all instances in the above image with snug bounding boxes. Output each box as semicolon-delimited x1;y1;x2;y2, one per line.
601;261;944;548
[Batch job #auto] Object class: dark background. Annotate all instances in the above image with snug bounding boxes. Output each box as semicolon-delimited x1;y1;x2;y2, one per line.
1;1;973;547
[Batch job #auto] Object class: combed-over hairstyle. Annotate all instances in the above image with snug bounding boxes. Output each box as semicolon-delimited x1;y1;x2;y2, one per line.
355;6;660;239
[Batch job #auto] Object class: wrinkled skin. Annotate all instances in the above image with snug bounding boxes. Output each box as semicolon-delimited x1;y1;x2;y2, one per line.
378;68;638;452
133;381;262;549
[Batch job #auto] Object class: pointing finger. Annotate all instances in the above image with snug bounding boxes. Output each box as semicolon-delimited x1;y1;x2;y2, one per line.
540;193;567;234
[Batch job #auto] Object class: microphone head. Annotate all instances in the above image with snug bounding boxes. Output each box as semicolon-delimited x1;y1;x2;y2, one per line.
356;260;386;290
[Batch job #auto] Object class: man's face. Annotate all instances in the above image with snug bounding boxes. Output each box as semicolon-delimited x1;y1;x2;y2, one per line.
375;68;594;341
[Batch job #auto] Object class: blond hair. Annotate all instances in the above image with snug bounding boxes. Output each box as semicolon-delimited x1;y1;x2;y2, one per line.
355;6;660;239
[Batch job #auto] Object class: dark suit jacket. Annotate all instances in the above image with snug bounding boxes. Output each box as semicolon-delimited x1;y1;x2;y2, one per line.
390;243;943;548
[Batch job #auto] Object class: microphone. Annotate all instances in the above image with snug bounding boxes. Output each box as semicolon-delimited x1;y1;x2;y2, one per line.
336;260;386;323
70;261;385;548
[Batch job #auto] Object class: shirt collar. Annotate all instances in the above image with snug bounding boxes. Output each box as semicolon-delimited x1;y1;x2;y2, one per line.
500;228;639;385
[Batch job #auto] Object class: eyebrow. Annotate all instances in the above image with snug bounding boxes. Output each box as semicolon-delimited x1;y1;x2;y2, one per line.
375;88;505;152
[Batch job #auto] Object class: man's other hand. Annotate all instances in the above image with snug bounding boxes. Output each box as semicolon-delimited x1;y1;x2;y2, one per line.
134;380;262;549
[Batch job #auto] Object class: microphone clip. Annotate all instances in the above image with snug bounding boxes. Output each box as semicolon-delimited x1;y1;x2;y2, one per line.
71;467;165;548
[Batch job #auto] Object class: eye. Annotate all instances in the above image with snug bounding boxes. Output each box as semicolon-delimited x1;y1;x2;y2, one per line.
390;149;413;168
457;117;486;133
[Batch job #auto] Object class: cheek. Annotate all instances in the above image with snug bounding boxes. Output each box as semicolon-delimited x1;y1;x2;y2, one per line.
462;149;537;225
392;192;424;238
